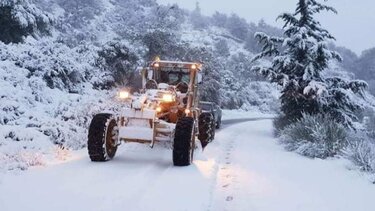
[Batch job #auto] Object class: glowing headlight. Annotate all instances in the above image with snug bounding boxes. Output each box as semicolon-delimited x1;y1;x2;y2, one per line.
119;91;130;99
162;94;174;102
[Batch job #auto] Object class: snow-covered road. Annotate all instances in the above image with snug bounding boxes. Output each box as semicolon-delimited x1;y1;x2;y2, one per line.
1;119;375;211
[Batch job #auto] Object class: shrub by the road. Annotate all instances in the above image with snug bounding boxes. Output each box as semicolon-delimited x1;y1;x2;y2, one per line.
345;134;375;172
344;113;375;173
280;113;348;159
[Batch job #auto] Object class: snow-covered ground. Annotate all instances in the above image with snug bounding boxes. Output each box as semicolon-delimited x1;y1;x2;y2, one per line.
1;115;375;211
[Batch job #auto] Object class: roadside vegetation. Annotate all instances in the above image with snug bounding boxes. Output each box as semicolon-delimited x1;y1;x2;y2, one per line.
252;0;375;178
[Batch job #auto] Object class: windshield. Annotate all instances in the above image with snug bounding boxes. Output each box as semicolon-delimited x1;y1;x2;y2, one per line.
155;70;190;85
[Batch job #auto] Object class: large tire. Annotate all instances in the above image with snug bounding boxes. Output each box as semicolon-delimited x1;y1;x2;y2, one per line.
173;117;195;166
88;113;118;162
198;113;214;149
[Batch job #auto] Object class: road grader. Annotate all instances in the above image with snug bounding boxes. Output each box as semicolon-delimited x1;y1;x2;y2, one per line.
87;59;215;166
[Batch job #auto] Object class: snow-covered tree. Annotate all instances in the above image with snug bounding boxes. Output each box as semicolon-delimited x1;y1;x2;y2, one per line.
150;4;186;32
244;20;283;53
211;11;227;28
0;0;53;43
190;2;208;29
214;39;230;57
352;48;375;94
252;0;367;127
142;30;178;61
56;0;103;28
96;41;140;89
225;14;249;40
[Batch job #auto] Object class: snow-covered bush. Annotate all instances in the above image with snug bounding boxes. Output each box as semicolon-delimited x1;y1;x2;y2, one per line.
0;39;98;92
273;114;292;135
214;39;230;57
0;149;45;171
280;113;348;159
0;38;115;171
236;82;279;113
345;132;375;172
342;108;375;175
0;0;53;43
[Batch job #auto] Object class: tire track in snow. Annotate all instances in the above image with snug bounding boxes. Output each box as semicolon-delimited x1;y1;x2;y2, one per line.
111;143;216;211
216;133;240;210
208;118;269;211
103;144;175;210
206;123;242;211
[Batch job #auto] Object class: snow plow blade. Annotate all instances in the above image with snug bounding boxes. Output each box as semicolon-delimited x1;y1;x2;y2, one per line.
119;109;156;142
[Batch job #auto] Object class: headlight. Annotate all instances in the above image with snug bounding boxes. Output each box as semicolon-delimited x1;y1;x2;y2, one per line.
119;91;130;99
162;94;174;102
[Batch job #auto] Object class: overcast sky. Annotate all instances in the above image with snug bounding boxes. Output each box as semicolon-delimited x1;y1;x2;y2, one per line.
157;0;375;55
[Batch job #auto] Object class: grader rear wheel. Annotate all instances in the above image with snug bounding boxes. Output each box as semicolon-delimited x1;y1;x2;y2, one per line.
198;113;214;149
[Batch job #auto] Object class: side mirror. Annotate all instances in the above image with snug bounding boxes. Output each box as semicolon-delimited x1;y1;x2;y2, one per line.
197;73;203;84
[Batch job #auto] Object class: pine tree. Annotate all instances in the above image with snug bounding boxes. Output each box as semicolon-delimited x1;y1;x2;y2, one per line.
252;0;367;128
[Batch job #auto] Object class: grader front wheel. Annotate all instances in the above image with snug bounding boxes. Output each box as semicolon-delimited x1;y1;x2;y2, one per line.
88;113;118;162
173;117;195;166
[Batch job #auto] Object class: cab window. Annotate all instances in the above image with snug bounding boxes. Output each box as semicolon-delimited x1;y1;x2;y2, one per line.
157;70;190;85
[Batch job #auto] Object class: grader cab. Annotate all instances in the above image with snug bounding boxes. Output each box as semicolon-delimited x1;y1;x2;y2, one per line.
87;59;215;166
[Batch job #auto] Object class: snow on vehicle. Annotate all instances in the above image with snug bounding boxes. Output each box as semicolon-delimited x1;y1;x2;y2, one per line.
87;59;215;166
